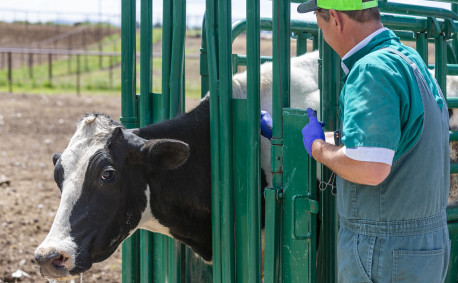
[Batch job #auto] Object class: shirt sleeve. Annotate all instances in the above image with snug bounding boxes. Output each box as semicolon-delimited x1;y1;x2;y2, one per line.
344;146;395;165
341;63;403;151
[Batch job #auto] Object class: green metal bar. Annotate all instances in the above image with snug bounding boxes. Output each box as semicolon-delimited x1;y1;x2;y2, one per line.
264;188;282;283
139;1;153;282
123;233;140;283
448;97;458;108
447;64;458;75
233;55;272;66
169;0;186;118
205;2;223;282
428;63;458;76
200;17;210;97
120;0;138;129
233;100;249;283
316;33;339;283
167;239;183;283
232;18;318;44
452;162;458;174
436;34;448;97
453;4;458;62
152;236;166;283
246;0;261;282
140;232;153;283
271;0;291;281
272;0;291;161
161;0;173;121
140;0;153;128
150;2;175;283
416;32;428;64
450;131;458;142
379;1;458;21
121;0;139;281
448;206;458;222
217;0;235;282
381;14;428;33
296;32;308;56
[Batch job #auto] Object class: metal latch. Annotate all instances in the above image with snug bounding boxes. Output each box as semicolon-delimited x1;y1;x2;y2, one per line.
292;195;319;240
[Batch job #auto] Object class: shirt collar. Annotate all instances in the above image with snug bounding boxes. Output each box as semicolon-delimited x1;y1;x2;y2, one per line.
341;27;388;75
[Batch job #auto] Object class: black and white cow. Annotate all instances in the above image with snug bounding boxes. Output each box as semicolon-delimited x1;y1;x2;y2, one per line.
34;51;320;280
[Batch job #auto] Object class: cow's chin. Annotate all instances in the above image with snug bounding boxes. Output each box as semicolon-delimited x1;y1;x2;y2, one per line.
39;263;75;281
91;245;119;264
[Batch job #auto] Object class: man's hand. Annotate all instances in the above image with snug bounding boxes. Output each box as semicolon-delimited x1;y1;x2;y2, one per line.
261;110;273;139
302;108;325;158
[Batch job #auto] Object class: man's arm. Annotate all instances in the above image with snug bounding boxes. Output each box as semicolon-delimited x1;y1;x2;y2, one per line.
311;139;391;186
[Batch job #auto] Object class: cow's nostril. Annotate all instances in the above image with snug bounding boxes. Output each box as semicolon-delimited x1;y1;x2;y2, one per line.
51;254;69;269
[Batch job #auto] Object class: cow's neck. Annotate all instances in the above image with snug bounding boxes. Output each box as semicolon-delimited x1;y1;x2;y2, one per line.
137;97;213;261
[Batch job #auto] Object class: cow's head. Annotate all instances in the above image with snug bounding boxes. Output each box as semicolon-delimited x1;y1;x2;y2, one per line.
34;113;189;280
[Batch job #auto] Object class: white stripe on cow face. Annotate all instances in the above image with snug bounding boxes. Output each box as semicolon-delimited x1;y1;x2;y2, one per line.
137;185;171;237
36;114;119;269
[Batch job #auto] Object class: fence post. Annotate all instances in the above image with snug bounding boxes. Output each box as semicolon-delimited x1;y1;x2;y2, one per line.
68;36;72;74
28;53;33;79
48;53;53;87
7;52;12;93
76;54;81;96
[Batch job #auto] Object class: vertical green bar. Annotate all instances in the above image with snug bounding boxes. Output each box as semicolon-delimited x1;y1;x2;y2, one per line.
264;188;282;283
316;34;339;283
121;0;139;281
170;0;186;118
246;0;262;281
453;4;458;60
233;99;250;283
435;34;447;97
271;0;291;188
121;0;138;129
139;0;153;282
205;0;223;282
161;0;173;121
296;32;308;56
152;235;167;282
217;0;235;281
416;32;428;64
200;19;210;97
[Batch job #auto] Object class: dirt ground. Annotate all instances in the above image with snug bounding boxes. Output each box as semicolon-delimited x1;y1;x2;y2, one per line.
0;22;294;283
0;92;141;283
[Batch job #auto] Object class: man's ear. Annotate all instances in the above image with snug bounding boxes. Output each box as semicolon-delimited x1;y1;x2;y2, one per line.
329;9;343;32
141;139;190;170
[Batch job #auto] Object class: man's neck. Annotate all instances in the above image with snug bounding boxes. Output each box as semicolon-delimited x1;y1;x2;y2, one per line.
338;20;384;57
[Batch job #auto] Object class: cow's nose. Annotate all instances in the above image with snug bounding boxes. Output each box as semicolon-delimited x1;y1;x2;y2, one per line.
34;248;72;279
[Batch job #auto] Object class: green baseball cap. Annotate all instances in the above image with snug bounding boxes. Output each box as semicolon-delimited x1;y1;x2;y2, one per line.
297;0;378;13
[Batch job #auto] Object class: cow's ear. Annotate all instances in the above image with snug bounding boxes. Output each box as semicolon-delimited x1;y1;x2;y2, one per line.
53;153;61;166
141;139;190;170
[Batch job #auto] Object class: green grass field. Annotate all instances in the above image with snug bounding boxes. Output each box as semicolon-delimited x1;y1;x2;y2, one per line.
0;28;203;99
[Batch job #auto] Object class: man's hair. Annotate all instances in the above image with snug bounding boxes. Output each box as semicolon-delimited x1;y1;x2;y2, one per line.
316;7;381;23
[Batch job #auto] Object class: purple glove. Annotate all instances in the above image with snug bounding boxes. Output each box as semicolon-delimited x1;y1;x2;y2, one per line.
261;111;273;139
302;108;325;158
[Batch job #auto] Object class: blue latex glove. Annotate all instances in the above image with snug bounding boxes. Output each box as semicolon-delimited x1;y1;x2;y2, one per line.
302;108;325;158
261;110;273;139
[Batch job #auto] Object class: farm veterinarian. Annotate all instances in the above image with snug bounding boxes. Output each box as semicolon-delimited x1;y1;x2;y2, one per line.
298;0;451;282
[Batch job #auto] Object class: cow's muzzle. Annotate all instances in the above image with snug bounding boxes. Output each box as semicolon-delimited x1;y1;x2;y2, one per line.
34;247;75;280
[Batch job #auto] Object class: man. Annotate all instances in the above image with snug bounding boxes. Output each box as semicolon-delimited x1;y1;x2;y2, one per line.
298;0;451;282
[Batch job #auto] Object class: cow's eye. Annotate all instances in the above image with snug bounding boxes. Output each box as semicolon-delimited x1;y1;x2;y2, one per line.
101;168;116;181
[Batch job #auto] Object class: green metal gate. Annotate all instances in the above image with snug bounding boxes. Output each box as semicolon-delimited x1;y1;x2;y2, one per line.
119;0;458;282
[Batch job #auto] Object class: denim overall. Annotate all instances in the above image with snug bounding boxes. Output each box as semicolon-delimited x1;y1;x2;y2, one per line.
336;48;451;282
